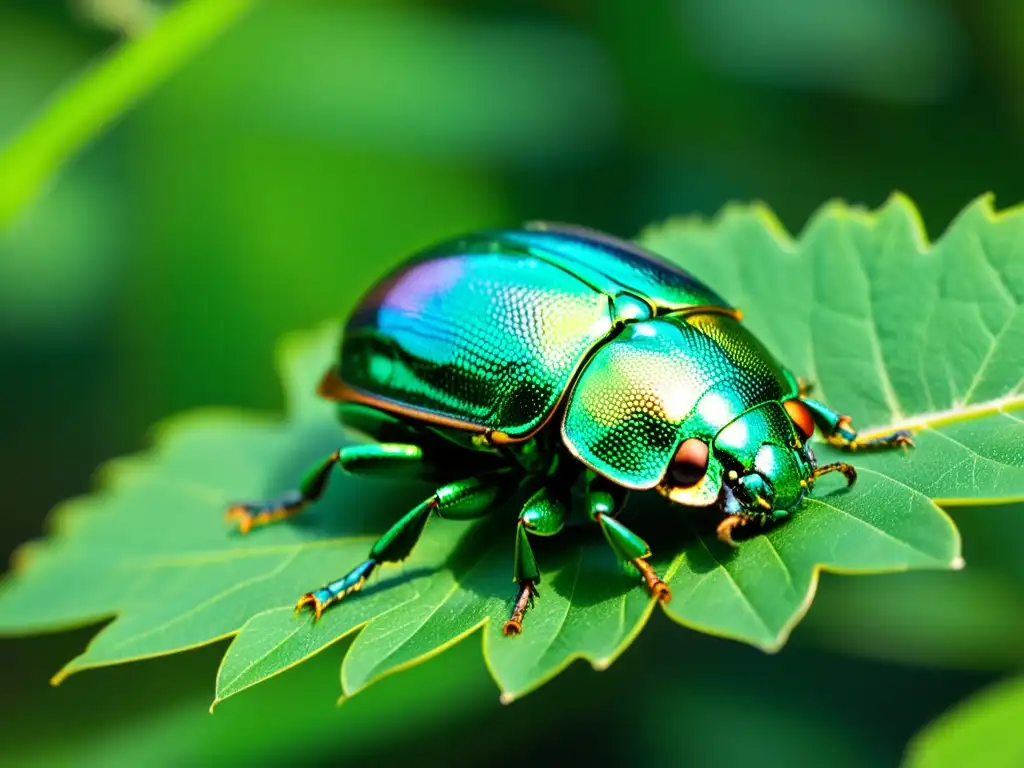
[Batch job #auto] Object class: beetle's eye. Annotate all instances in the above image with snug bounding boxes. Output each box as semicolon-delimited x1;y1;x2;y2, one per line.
668;438;709;487
784;399;815;441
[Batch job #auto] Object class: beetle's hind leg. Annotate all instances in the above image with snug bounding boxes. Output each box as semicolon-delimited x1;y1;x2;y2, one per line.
503;483;570;636
298;470;519;620
799;398;914;451
226;443;430;534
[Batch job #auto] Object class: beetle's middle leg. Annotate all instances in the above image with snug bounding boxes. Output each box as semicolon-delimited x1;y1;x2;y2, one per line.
585;475;671;603
799;398;914;451
226;443;434;533
503;483;570;636
297;469;519;620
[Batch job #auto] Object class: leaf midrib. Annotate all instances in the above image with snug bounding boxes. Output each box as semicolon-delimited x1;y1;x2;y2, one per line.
691;531;775;639
857;392;1024;439
218;613;304;695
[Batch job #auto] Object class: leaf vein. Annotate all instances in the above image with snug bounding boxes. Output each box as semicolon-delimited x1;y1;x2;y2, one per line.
691;531;774;638
110;550;300;652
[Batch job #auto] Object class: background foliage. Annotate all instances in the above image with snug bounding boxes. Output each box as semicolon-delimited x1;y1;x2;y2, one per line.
1;1;1022;766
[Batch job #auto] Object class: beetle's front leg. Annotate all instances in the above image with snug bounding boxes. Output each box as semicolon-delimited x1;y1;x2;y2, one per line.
226;443;428;533
585;475;670;602
799;398;914;451
715;477;779;548
716;514;750;547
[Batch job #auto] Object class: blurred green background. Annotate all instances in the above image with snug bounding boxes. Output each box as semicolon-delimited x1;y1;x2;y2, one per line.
1;0;1022;765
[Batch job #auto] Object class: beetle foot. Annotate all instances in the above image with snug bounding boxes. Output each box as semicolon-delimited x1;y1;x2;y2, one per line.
225;490;306;534
295;559;377;621
716;514;752;548
295;584;360;622
295;590;333;621
826;417;915;452
812;462;857;487
847;429;915;451
632;557;671;602
503;580;538;637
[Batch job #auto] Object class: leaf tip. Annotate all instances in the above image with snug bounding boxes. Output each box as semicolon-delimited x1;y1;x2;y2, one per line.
499;691;516;706
591;658;611;671
738;201;795;251
968;191;997;218
49;669;69;687
9;541;37;573
950;556;966;571
760;637;786;655
883;189;917;212
959;190;1024;228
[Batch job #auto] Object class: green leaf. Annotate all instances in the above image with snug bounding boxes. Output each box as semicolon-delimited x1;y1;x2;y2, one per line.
5;194;1006;707
641;193;1024;505
903;676;1024;768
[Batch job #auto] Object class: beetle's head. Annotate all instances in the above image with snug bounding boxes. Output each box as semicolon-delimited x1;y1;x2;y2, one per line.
658;399;824;519
558;315;854;519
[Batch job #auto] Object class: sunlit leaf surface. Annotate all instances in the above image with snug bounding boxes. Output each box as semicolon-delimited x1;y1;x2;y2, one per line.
13;194;1024;705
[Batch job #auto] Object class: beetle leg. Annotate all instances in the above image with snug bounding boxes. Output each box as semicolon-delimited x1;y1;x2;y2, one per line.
799;398;915;451
504;580;538;637
503;484;569;636
297;470;518;620
225;489;307;535
585;475;670;603
631;557;671;601
716;513;753;548
797;377;814;398
226;443;430;534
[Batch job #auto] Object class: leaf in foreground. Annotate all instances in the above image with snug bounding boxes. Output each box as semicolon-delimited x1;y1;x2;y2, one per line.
903;675;1024;768
5;194;1016;705
641;193;1024;505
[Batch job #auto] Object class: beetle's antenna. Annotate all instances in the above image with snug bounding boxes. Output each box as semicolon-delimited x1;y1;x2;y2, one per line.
812;462;857;487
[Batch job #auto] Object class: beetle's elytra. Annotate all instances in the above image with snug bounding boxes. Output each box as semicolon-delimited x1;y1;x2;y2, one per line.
227;223;913;635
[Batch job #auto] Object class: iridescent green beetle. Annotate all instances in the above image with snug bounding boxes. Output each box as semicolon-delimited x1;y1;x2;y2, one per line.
227;223;912;635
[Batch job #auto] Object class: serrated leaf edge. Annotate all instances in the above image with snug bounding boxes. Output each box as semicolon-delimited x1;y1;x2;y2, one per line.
1;196;996;705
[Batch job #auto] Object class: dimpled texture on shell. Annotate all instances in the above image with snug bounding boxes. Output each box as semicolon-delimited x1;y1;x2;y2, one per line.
340;250;613;438
562;313;796;489
492;223;733;312
716;400;800;469
685;312;799;435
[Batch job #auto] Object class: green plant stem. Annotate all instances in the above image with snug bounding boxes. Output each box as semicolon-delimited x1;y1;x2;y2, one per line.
0;0;255;230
